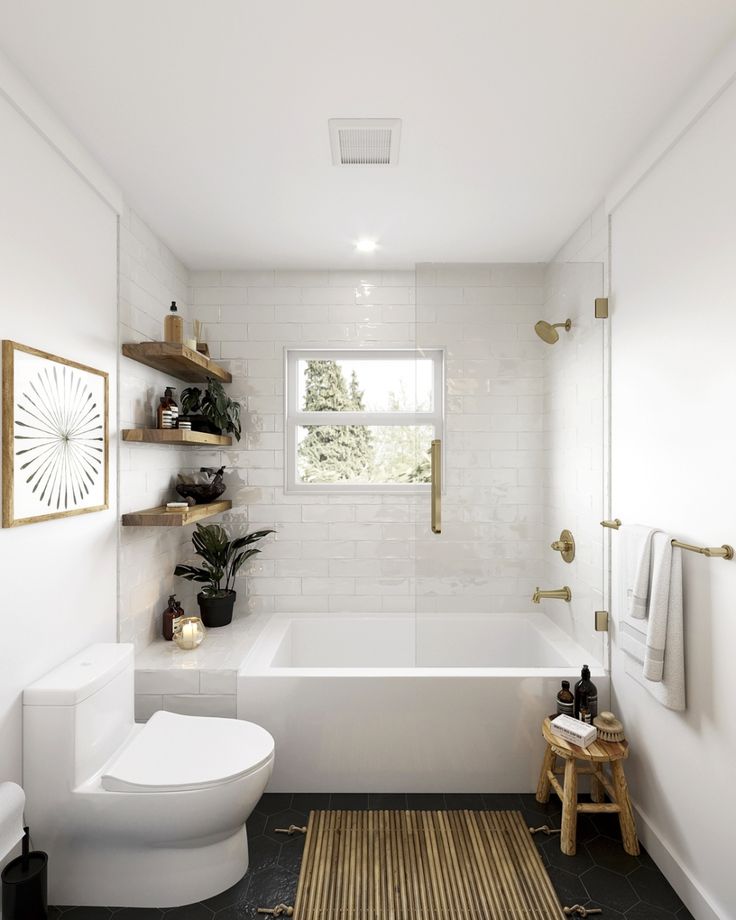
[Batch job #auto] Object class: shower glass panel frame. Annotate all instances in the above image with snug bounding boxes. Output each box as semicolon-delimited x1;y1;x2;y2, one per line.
413;262;607;673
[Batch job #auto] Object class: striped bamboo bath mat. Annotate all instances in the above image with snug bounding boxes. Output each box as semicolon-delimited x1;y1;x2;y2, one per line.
292;810;565;919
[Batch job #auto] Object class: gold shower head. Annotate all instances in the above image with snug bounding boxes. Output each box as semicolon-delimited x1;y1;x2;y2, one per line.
534;318;572;344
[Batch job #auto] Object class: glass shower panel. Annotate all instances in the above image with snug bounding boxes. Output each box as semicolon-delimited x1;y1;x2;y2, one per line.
413;262;606;670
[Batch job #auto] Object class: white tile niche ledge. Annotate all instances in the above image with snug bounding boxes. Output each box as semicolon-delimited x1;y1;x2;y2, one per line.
134;611;270;721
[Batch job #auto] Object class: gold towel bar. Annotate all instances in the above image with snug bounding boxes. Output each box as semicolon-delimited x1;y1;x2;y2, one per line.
600;520;734;560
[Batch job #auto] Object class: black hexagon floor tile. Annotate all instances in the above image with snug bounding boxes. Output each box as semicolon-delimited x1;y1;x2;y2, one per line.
625;902;680;920
112;910;165;919
213;865;299;920
290;793;331;812
628;865;684;913
586;834;641;875
254;793;293;816
57;909;114;919
582;902;624;920
442;793;485;810
367;793;407;810
162;906;214;920
481;793;520;811
246;811;267;838
541;836;595;874
53;792;687;918
247;834;283;873
329;793;369;809
264;808;309;843
199;872;251;913
581;866;639;913
545;865;589;904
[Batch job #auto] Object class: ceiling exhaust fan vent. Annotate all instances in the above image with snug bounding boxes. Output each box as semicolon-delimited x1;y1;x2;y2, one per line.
329;118;401;166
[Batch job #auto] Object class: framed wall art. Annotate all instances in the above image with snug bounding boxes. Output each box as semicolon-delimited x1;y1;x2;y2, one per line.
2;340;109;527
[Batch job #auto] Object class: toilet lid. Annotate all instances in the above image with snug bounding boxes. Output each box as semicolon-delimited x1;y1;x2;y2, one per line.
101;711;274;793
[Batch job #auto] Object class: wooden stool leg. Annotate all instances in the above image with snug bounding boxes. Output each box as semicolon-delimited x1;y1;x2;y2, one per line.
590;766;604;804
611;760;640;856
535;744;556;804
560;757;578;856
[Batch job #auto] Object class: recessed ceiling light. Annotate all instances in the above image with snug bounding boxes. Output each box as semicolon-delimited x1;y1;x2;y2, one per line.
355;239;378;253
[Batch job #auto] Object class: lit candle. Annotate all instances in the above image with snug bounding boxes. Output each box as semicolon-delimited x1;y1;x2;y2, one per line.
173;616;204;650
181;621;196;648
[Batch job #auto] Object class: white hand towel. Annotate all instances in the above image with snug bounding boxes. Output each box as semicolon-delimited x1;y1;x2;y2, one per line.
619;524;658;621
643;532;672;682
629;526;657;619
621;532;685;711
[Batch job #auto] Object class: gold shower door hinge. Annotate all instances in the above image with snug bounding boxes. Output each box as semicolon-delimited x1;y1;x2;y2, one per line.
594;610;609;632
594;298;609;319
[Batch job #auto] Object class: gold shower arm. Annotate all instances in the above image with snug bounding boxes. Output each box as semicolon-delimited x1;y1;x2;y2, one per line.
431;439;441;534
600;519;733;559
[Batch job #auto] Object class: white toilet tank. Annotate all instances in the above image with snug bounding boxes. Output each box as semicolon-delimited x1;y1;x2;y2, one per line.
24;644;135;788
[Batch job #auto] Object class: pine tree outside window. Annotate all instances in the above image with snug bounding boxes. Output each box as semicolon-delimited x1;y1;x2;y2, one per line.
285;349;444;492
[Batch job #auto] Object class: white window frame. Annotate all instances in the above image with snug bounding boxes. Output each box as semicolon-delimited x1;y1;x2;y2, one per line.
285;348;444;493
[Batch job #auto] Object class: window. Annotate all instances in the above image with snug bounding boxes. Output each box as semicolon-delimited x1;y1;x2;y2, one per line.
285;349;443;492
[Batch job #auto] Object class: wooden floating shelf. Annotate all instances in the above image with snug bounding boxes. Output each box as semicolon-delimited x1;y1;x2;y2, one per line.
122;500;232;527
122;428;232;447
122;341;232;383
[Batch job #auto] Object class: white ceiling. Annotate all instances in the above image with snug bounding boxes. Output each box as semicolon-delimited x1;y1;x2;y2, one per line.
1;1;735;269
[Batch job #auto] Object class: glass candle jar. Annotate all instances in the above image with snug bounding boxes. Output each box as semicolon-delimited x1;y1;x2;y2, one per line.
173;616;205;650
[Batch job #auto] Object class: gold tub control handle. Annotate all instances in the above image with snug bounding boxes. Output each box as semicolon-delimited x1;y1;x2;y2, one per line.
550;529;575;563
431;439;441;534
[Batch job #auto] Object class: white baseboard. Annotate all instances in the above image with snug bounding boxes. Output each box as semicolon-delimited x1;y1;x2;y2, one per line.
634;802;723;920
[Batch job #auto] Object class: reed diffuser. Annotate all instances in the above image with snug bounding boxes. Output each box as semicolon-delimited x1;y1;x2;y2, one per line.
194;319;210;357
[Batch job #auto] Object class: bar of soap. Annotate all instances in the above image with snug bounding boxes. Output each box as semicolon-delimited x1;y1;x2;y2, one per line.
166;502;188;509
550;714;598;748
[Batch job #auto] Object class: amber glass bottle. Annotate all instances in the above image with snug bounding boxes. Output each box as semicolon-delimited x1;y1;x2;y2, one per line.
556;680;575;717
163;301;184;343
574;665;598;718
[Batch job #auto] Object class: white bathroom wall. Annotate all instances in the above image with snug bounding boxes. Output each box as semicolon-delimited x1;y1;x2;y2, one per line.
118;207;204;650
0;91;118;783
414;264;547;614
605;76;736;920
541;261;605;660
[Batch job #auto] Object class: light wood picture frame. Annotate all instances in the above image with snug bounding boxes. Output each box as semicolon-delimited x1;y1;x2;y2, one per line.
2;340;109;527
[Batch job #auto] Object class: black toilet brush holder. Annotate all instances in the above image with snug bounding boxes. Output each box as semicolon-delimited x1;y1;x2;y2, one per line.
1;826;48;920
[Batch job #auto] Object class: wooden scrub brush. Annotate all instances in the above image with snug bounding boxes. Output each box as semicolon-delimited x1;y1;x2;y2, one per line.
593;711;625;742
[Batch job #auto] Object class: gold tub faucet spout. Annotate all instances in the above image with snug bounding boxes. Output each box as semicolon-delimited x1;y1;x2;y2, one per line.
532;586;572;604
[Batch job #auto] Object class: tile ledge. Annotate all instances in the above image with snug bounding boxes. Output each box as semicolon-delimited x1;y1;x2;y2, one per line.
134;610;272;671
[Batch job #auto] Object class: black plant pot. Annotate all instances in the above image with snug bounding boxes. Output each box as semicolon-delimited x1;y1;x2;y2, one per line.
197;590;236;627
184;414;223;436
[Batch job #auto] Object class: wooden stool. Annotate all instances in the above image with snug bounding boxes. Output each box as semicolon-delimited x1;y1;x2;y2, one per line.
535;717;639;857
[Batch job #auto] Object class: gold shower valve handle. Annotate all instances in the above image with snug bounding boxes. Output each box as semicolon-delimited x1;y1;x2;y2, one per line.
550;529;575;563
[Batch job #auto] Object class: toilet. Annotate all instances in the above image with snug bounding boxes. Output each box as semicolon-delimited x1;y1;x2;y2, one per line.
22;643;274;908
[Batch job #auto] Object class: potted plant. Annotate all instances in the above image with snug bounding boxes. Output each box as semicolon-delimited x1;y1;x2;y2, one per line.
180;377;242;441
173;523;274;627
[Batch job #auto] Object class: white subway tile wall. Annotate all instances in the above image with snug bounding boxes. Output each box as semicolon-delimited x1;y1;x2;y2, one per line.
189;269;419;619
118;206;202;650
414;264;548;614
123;258;606;677
187;265;552;620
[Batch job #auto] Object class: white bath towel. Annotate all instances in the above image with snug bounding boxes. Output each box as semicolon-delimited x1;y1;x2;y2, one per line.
620;530;686;711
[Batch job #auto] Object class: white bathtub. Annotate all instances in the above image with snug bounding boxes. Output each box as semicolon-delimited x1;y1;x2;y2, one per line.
237;613;607;793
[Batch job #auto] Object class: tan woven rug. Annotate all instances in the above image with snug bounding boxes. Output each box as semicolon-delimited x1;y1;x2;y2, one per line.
293;810;565;919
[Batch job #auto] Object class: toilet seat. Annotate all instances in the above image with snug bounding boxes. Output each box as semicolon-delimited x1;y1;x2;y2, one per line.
101;710;274;793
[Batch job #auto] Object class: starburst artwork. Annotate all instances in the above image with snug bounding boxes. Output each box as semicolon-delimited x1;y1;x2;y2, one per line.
2;341;108;527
